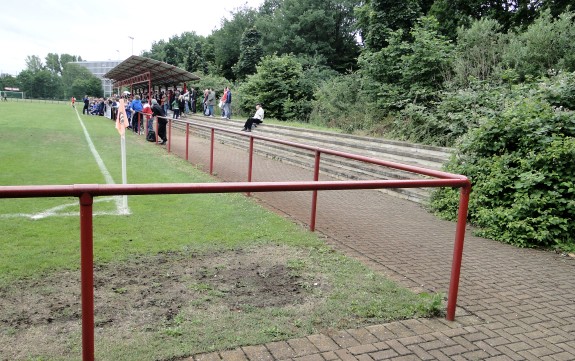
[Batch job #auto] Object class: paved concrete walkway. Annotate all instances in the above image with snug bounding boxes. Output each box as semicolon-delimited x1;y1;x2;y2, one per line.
164;123;575;360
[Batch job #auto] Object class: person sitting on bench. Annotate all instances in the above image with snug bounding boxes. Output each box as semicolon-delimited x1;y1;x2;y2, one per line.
241;103;264;132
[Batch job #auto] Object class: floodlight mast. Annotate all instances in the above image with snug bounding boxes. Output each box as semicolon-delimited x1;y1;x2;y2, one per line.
128;36;134;55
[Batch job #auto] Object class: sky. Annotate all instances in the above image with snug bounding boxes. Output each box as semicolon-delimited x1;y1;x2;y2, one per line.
0;0;266;76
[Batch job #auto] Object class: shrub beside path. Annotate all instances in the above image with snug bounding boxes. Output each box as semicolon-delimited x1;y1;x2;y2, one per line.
165;120;575;360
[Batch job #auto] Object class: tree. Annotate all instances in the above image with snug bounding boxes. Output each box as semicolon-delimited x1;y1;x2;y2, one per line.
233;27;263;80
25;55;44;72
355;0;421;50
502;10;575;78
359;16;454;105
211;6;258;80
45;53;62;75
256;0;361;72
17;69;61;99
62;63;102;98
71;77;103;98
59;54;78;69
237;54;313;120
452;18;505;85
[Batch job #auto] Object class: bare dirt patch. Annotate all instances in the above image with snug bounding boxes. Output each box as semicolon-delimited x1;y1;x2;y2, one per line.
0;245;316;360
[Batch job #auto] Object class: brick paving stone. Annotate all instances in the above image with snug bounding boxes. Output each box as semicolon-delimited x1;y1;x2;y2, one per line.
365;325;396;341
516;350;547;361
541;351;575;361
321;351;339;360
406;345;435;360
525;345;563;357
388;355;420;361
440;344;469;357
427;349;454;361
242;345;274;361
347;344;378;356
474;340;502;357
355;354;374;361
369;349;399;361
400;319;434;335
494;345;524;361
483;356;516;361
287;337;320;357
266;341;296;359
438;327;468;338
307;334;341;353
452;336;480;352
334;349;359;361
397;335;425;346
385;340;411;356
195;352;222;361
219;349;249;361
325;330;361;348
461;349;491;360
293;354;325;361
346;328;379;345
384;322;416;338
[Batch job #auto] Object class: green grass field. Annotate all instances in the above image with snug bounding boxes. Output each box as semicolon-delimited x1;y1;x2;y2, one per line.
0;102;442;361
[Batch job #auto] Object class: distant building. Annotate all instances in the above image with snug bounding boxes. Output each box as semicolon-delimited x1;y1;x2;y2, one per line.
71;60;121;97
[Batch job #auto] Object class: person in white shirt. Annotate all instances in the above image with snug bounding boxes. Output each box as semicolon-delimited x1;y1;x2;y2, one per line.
241;103;264;132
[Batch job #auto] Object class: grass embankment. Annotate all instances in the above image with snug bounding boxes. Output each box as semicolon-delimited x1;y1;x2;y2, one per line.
0;102;441;361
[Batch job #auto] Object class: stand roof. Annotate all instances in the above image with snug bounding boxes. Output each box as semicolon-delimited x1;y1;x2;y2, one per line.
104;55;200;89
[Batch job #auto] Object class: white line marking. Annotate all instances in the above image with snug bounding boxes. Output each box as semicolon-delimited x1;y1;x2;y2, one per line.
0;109;131;219
74;108;130;215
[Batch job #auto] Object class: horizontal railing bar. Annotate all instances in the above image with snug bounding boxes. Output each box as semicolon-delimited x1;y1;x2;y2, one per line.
0;179;468;199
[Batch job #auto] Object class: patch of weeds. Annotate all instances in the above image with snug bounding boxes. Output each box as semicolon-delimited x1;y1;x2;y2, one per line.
262;325;291;339
163;327;184;337
112;287;127;294
240;304;257;313
188;282;213;292
412;292;444;317
287;258;306;277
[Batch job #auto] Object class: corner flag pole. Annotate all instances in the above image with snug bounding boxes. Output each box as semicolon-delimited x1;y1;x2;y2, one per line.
115;99;129;212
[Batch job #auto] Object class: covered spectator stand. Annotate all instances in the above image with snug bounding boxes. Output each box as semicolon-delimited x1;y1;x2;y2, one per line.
104;55;200;101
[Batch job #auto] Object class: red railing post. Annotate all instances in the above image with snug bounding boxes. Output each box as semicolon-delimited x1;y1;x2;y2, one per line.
446;182;471;321
79;193;95;361
247;136;254;196
310;150;321;231
210;128;215;175
185;123;190;161
168;119;172;153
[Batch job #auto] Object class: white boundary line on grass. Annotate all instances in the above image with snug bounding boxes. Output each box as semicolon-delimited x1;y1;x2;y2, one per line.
0;108;131;220
74;108;130;216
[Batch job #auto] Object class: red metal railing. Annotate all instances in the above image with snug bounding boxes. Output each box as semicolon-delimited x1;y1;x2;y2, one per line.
0;118;471;361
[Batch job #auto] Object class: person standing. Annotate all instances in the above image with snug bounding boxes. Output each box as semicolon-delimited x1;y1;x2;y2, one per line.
82;95;90;115
151;99;168;145
203;89;209;116
130;95;144;133
241;103;264;132
178;94;186;118
223;87;232;120
190;87;197;113
71;96;76;108
207;88;216;117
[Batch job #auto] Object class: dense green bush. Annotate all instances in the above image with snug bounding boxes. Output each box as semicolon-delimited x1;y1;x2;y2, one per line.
431;86;575;250
237;54;313;121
